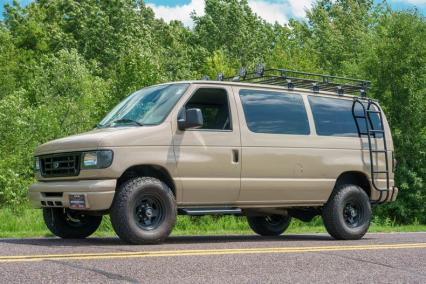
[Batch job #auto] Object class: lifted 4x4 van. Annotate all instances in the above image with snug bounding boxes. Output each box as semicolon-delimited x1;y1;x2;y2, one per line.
29;67;398;244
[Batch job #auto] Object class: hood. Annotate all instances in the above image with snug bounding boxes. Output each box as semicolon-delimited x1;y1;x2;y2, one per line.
35;124;172;156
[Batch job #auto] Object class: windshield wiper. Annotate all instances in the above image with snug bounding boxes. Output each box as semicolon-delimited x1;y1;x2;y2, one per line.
109;119;143;127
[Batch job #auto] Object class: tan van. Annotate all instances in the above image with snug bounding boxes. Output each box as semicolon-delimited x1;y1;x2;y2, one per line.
29;67;398;244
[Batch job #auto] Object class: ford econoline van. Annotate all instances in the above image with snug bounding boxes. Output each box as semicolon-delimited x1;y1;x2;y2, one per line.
29;67;398;244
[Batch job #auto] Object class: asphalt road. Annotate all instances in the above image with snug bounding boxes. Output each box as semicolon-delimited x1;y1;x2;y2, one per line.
0;232;425;283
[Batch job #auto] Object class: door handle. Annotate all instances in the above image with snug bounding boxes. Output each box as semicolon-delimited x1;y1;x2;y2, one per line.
232;149;239;163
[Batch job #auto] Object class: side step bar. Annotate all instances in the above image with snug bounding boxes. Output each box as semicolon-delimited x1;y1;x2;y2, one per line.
179;208;242;216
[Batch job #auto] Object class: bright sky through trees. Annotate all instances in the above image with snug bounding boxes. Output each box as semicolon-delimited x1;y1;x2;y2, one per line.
1;0;425;25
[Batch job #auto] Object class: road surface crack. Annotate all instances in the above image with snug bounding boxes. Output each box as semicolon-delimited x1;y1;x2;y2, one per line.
314;251;426;279
49;259;140;283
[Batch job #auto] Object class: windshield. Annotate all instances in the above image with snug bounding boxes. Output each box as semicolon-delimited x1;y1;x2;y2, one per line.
98;83;189;128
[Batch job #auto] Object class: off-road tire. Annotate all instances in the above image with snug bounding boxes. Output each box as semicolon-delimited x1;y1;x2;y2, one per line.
110;177;177;245
43;208;102;239
322;184;371;240
247;215;292;236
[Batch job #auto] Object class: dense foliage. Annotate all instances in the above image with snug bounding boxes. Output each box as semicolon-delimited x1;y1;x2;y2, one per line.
0;0;424;223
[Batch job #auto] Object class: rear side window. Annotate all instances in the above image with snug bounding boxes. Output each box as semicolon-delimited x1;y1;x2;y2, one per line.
308;96;382;137
239;89;310;135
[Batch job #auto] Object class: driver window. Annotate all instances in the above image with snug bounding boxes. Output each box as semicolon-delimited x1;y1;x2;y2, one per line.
185;88;232;130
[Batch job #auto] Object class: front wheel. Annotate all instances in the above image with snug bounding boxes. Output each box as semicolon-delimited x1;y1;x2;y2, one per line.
247;215;292;236
322;184;372;240
110;177;177;245
43;208;102;239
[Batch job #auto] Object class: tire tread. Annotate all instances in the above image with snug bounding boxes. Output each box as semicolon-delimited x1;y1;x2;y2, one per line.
322;184;371;240
43;208;102;239
247;215;292;236
110;177;176;245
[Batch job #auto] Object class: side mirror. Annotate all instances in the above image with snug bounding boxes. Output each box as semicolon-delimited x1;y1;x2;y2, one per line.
178;108;204;130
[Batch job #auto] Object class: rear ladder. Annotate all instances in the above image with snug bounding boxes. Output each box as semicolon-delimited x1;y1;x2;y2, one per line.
352;98;392;204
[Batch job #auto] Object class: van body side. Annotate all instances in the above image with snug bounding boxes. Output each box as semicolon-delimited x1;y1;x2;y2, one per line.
29;81;397;211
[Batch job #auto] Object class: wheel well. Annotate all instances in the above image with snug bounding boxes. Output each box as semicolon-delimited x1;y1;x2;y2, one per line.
334;171;371;197
117;165;176;196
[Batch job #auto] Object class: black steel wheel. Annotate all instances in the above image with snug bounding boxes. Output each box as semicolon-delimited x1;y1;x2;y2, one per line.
43;208;102;239
134;195;165;230
247;215;292;236
343;200;364;228
110;177;177;245
322;184;371;240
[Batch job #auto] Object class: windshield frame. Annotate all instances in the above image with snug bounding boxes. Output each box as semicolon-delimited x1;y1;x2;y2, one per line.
97;83;190;128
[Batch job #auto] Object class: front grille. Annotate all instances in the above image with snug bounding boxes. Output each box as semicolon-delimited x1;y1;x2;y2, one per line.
40;153;80;178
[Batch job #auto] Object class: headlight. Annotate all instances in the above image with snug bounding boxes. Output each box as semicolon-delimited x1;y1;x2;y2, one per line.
81;150;113;169
34;157;40;172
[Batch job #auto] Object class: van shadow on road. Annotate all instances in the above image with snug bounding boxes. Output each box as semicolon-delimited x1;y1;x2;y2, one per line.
0;234;337;247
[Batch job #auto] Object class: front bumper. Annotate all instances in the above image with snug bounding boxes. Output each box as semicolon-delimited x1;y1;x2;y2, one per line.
28;179;117;211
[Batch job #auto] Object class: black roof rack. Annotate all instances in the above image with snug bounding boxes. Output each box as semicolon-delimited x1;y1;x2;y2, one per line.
207;64;370;97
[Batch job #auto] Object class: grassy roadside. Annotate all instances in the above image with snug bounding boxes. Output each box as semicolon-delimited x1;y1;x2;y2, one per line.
1;207;426;238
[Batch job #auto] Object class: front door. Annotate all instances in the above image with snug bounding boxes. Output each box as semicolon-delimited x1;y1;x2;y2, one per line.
172;86;241;205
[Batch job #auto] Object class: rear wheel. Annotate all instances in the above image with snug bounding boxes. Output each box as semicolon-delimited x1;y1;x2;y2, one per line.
110;177;177;245
43;208;102;239
247;215;292;236
322;184;371;240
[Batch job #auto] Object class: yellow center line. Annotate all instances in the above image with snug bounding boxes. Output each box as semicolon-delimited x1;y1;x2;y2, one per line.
0;243;425;263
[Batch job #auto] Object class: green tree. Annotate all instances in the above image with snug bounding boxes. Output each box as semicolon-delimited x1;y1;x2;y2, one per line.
193;0;275;66
363;11;426;223
0;49;110;206
304;0;376;74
